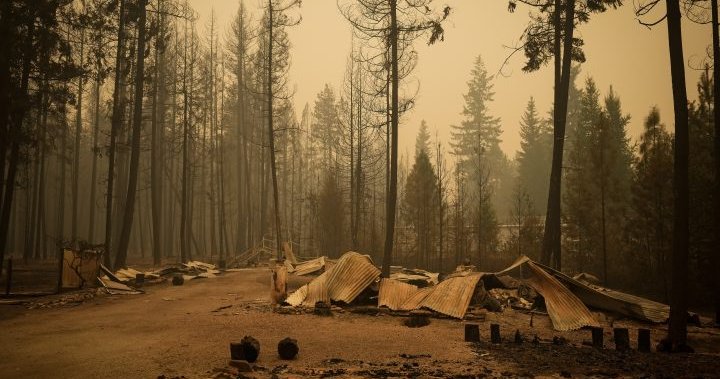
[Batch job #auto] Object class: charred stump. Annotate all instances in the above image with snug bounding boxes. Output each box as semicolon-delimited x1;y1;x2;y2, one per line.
230;336;260;363
172;274;184;286
277;337;299;360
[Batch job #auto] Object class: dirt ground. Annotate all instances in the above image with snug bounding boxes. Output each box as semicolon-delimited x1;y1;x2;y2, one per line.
1;268;719;379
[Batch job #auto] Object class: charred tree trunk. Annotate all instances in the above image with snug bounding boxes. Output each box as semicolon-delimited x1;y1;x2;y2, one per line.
541;0;575;270
711;0;720;326
382;0;399;278
114;0;147;269
267;0;284;258
665;0;690;350
105;0;127;268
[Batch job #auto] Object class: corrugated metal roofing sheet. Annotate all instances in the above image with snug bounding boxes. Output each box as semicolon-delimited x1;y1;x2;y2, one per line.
420;273;482;319
285;284;308;306
523;260;600;331
378;279;419;311
399;287;434;311
535;261;669;323
292;256;327;276
303;269;331;307
325;252;381;303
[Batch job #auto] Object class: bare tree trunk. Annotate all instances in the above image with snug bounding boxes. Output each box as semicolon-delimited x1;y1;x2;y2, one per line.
105;0;127;268
150;1;166;266
180;12;190;263
665;0;690;350
88;75;101;243
710;0;720;326
541;0;574;270
382;0;399;277
114;0;147;269
267;0;283;258
72;13;85;245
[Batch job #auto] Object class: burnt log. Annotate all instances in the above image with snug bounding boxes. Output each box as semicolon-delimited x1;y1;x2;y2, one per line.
277;337;299;360
230;336;260;363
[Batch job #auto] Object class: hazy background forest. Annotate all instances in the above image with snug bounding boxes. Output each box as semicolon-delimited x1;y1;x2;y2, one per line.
0;0;716;322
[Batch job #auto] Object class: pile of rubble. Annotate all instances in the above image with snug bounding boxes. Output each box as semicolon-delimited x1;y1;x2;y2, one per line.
280;252;676;332
97;260;221;294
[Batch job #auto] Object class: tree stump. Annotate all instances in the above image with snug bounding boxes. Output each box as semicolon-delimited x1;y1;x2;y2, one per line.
613;328;630;351
230;336;260;363
464;324;480;342
172;274;184;286
591;327;604;349
490;324;501;344
277;337;299;360
637;329;651;352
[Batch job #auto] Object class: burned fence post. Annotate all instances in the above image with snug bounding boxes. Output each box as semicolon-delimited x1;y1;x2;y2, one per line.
490;323;501;344
613;328;630;351
230;336;261;363
278;337;299;360
638;328;651;352
5;258;12;295
465;323;480;342
591;327;604;348
514;329;523;344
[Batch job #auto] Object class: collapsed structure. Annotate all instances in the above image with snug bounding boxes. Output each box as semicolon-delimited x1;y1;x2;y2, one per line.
283;252;672;332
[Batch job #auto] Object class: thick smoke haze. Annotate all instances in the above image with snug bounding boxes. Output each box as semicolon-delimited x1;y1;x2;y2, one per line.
190;0;711;157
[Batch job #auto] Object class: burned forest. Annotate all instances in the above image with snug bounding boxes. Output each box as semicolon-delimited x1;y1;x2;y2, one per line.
1;0;720;378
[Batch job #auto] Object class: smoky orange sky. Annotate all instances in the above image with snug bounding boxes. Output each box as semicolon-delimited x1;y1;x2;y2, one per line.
190;0;712;159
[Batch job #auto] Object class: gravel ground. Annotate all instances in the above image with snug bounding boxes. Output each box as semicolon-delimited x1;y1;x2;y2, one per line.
1;268;718;378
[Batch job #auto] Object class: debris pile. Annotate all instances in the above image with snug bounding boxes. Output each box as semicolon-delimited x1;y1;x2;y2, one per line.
281;252;677;332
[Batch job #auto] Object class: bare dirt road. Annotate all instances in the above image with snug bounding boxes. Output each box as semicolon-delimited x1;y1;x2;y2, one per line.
1;269;719;378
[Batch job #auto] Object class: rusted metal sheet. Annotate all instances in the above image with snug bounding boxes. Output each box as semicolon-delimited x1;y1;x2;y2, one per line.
399;287;434;311
536;261;669;323
420;273;482;319
292;256;328;276
325;252;381;304
391;268;439;287
523;260;600;331
285;284;308;306
303;269;331;307
378;279;418;311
